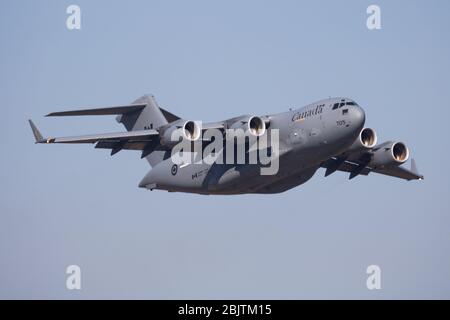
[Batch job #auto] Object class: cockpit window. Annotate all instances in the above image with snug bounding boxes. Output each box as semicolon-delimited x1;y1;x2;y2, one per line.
333;101;358;110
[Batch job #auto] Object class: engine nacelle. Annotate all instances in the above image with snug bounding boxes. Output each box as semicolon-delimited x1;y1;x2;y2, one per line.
229;116;266;137
346;128;377;153
159;120;201;146
370;141;409;168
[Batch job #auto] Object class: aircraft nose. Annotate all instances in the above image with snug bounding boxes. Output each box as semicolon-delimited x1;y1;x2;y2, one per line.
351;105;365;129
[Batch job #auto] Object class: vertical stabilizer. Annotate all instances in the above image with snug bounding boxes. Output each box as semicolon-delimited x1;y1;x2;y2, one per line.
116;94;172;167
116;94;168;131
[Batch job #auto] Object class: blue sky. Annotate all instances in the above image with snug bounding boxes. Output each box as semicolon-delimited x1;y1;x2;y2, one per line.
1;0;449;299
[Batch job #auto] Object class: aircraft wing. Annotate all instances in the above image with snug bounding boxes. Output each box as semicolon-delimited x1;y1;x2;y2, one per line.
371;159;423;180
29;120;160;155
201;122;225;131
321;156;423;181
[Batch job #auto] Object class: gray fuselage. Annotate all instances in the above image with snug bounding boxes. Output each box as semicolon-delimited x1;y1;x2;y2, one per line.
139;97;365;194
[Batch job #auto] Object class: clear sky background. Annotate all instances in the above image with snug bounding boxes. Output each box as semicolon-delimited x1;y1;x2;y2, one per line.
1;0;449;299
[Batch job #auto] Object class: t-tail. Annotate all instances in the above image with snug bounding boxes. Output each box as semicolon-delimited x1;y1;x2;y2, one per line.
28;94;181;167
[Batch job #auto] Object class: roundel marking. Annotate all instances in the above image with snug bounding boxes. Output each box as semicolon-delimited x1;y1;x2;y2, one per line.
171;164;178;176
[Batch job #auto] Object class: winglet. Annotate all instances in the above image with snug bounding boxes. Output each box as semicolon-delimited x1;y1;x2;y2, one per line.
411;158;424;180
28;119;45;143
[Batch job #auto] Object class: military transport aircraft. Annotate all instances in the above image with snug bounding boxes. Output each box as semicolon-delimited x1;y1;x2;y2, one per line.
29;95;423;195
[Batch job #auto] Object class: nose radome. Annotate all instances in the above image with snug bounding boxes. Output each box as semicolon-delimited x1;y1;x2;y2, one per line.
352;106;365;129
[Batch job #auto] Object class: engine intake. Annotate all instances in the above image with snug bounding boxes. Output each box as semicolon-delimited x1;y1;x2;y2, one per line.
229;115;267;138
371;141;409;168
183;120;201;141
160;120;201;146
360;128;377;148
392;142;409;162
346;128;377;154
248;116;266;137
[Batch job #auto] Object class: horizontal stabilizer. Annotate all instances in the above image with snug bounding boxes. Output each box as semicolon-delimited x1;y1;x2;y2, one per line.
159;107;180;123
46;104;147;117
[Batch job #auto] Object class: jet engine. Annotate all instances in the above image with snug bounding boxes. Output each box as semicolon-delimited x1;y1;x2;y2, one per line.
182;121;201;141
347;128;377;153
370;141;409;168
159;120;201;146
229;116;266;137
